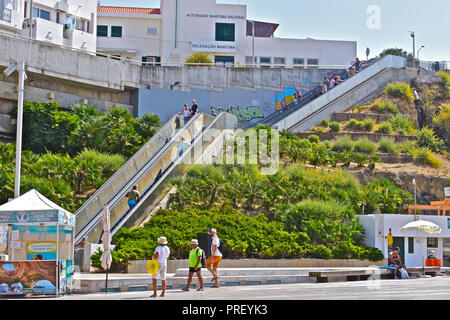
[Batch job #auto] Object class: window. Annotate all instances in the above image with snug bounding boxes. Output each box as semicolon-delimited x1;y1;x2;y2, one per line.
260;57;271;68
293;58;305;66
245;56;255;66
32;7;50;20
147;28;158;35
274;57;285;65
408;238;414;254
215;23;235;42
97;25;108;37
307;58;319;66
111;26;122;38
427;237;438;248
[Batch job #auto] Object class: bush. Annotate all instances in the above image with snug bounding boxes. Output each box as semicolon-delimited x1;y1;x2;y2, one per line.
414;148;442;168
389;115;415;135
362;118;376;131
345;119;360;130
437;71;450;99
433;105;450;147
378;138;399;154
310;126;325;133
329;122;341;132
332;136;354;152
331;241;361;259
320;119;330;128
398;140;416;154
383;82;414;101
371;100;399;114
359;247;384;262
415;127;445;154
308;135;320;144
377;122;393;134
185;52;213;66
322;140;332;149
354;137;377;154
309;245;333;259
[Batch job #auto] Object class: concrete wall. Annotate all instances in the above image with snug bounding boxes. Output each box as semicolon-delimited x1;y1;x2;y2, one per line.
138;67;343;123
128;258;386;273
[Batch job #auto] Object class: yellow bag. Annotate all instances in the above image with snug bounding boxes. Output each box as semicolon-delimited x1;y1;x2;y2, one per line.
147;259;160;275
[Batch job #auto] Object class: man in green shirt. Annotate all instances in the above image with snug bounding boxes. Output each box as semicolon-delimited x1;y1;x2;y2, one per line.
181;239;204;291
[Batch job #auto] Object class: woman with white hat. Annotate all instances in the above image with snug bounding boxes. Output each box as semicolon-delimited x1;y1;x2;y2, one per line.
151;236;170;297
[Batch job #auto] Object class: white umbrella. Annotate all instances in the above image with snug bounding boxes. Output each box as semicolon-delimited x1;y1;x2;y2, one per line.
400;220;442;234
100;205;112;292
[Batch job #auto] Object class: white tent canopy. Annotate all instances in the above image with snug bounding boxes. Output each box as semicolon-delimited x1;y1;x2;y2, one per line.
400;220;442;235
0;189;75;227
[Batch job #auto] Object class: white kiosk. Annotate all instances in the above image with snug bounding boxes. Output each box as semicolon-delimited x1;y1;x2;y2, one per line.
0;189;75;297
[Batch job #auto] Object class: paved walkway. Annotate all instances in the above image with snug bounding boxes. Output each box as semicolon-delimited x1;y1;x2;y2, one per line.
30;275;450;300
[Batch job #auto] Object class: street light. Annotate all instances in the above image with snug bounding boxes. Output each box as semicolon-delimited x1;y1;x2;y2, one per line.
417;45;425;68
409;31;416;68
413;178;417;221
3;62;27;199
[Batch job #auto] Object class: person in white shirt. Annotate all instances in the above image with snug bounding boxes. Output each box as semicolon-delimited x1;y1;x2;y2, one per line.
151;236;170;297
205;228;222;288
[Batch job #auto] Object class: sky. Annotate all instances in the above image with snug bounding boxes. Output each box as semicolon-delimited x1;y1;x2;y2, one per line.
98;0;450;61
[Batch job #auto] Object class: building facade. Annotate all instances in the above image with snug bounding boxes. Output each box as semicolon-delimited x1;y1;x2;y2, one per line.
358;214;450;268
0;0;97;52
97;0;357;68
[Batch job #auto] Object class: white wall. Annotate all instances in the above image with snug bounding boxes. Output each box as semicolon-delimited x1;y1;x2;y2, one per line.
160;0;356;67
97;15;161;60
0;0;24;32
358;214;450;267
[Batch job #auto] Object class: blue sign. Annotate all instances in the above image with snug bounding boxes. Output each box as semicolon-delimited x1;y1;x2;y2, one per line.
0;210;75;227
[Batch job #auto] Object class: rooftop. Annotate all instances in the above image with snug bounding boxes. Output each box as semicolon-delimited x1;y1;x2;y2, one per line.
97;6;161;15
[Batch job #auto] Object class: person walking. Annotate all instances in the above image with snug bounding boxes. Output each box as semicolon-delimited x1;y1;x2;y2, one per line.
205;228;222;288
183;104;191;124
181;239;204;292
191;99;199;117
151;236;170;297
125;186;140;210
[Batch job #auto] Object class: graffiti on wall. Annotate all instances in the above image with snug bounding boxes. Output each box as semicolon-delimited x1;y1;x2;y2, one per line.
274;86;300;110
211;106;264;121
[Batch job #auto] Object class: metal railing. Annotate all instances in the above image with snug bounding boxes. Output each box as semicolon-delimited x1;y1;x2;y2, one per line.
256;58;380;127
75;113;214;243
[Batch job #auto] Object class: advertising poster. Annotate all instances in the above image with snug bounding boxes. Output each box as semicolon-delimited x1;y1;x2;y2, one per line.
0;261;57;295
27;242;57;260
0;226;7;254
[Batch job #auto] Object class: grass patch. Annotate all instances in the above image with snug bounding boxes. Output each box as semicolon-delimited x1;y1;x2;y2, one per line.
383;82;414;101
332;135;354;152
354;137;377;154
378;138;399;154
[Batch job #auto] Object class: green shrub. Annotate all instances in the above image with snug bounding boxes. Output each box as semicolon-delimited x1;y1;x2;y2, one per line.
359;247;384;262
371;100;399;114
432;104;450;146
389;115;415;135
329;122;341;132
352;104;365;113
362;118;376;131
415;127;445;154
309;245;333;259
332;136;354;152
414;148;442;168
308;135;320;144
322;140;332;149
383;82;414;101
311;126;325;133
320;119;330;128
354;137;377;154
345;119;360;130
437;71;450;99
377;122;393;134
378;138;399;154
331;241;361;259
398;140;417;154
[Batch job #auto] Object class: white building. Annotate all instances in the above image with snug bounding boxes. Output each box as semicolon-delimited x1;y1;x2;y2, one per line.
97;0;357;68
0;0;97;52
358;214;450;268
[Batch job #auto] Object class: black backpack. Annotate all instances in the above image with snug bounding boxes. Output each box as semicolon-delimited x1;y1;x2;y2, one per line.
218;239;225;254
196;248;206;268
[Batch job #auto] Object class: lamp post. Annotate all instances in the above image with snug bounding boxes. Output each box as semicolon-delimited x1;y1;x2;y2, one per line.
417;45;425;68
409;31;416;68
3;62;27;198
